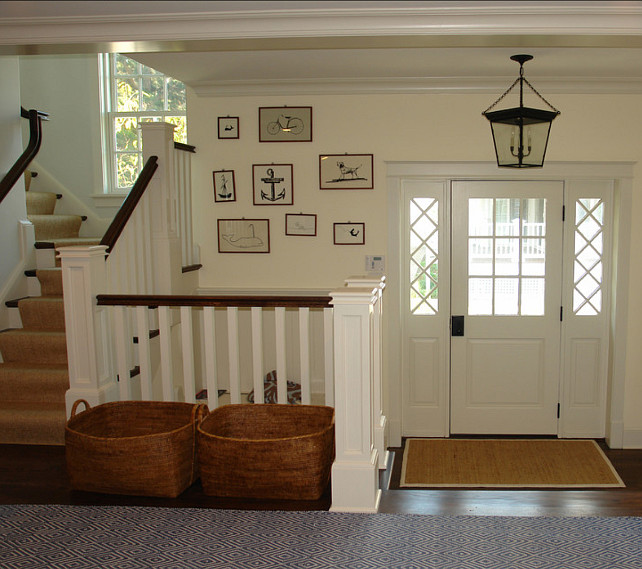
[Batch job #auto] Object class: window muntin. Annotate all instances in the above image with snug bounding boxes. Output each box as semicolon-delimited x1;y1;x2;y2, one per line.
468;197;547;316
573;198;604;315
409;197;439;315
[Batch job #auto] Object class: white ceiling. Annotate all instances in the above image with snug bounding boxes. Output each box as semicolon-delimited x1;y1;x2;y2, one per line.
3;1;642;96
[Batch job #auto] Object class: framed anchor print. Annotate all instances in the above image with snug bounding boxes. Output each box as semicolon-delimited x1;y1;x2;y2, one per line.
334;222;365;245
252;164;294;206
213;170;236;202
217;219;270;253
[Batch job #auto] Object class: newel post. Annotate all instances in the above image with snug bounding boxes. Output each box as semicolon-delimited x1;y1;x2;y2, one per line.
140;122;181;294
330;285;380;513
345;275;389;470
59;245;117;415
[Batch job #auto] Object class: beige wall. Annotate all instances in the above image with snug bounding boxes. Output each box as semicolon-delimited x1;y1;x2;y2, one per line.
189;90;642;439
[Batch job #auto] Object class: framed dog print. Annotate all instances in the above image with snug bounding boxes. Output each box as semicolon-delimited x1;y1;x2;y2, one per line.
212;170;236;202
218;116;239;139
259;106;313;142
320;154;374;190
334;222;365;245
286;213;317;236
217;219;270;253
252;164;294;205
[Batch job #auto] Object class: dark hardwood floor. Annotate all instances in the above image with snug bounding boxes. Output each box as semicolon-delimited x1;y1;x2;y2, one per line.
2;440;641;517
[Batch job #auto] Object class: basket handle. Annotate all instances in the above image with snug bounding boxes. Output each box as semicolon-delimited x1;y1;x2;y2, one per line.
70;399;91;418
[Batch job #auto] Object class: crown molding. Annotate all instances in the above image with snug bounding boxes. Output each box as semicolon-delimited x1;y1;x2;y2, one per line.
192;76;642;97
2;3;642;54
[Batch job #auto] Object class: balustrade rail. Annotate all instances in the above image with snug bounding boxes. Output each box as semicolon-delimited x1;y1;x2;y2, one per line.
96;294;335;409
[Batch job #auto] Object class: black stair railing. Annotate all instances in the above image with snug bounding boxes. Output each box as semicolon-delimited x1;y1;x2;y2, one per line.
0;107;49;204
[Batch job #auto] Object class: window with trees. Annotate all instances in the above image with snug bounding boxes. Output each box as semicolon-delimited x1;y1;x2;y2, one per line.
101;53;187;193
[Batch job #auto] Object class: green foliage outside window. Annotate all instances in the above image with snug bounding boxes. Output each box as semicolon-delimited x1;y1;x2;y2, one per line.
110;54;187;190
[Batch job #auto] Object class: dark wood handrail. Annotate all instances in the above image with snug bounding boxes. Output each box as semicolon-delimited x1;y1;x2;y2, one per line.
97;294;332;309
0;107;49;204
100;156;159;254
174;141;196;153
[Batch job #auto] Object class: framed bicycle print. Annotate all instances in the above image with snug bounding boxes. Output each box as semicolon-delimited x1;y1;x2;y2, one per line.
218;116;239;139
217;219;270;253
319;153;374;190
334;222;365;245
259;106;312;142
212;170;236;202
252;164;294;205
286;213;317;236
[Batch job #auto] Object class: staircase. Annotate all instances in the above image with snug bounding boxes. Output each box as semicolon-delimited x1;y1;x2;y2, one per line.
0;172;101;444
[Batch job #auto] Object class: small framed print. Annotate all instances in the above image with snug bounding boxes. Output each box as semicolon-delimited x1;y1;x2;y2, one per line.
286;213;317;237
217;219;270;253
259;106;312;142
320;154;374;190
334;222;365;245
253;164;294;205
213;170;236;202
218;116;239;139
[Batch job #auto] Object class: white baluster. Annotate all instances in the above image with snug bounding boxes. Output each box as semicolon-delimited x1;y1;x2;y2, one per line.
180;306;196;403
202;306;219;409
136;305;153;400
275;307;287;404
324;306;334;406
158;305;174;401
251;307;265;404
112;305;132;401
227;307;241;403
299;307;311;405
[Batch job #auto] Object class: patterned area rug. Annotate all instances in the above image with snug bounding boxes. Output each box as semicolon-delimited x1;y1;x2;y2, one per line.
1;505;641;568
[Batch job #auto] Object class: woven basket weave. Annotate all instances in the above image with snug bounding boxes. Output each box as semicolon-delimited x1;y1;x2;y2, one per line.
198;404;335;500
65;399;208;498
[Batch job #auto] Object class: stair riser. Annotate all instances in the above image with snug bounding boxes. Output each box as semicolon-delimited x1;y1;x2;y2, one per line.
0;370;68;402
0;333;68;365
18;299;65;331
37;269;63;296
0;409;66;445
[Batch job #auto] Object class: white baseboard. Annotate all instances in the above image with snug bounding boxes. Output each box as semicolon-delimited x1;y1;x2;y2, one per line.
622;429;642;449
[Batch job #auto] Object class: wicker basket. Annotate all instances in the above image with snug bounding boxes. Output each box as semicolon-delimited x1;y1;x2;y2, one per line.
198;404;335;500
66;399;208;498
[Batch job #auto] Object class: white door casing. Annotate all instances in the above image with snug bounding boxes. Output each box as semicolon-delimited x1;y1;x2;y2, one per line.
389;162;626;442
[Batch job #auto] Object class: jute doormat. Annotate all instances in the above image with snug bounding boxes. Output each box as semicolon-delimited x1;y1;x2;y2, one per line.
400;439;625;488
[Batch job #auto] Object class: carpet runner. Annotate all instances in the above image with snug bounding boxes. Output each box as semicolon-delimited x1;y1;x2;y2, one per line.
0;505;641;568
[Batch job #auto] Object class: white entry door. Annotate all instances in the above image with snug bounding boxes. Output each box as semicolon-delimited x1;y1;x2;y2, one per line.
450;180;563;434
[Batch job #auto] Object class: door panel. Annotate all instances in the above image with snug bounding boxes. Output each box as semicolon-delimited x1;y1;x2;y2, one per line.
450;181;563;434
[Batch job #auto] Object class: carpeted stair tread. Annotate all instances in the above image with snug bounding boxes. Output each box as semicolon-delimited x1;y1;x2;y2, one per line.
0;363;68;402
36;269;63;296
28;214;83;240
0;330;68;365
18;297;65;330
0;401;66;445
25;191;57;215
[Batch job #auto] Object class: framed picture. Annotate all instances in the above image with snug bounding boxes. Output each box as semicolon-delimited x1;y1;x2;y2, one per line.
286;213;317;236
253;164;294;205
259;106;313;142
212;170;236;202
319;154;374;190
218;116;239;139
334;222;365;245
217;219;270;253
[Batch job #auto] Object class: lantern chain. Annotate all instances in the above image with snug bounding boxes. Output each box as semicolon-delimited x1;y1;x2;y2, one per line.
482;76;560;115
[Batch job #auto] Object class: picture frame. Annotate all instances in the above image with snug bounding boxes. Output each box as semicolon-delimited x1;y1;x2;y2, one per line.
259;106;313;142
218;116;239;139
334;222;365;245
217;219;270;253
319;154;374;190
252;164;294;206
286;213;317;237
212;170;236;202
